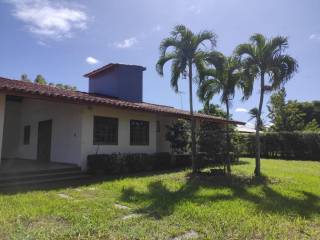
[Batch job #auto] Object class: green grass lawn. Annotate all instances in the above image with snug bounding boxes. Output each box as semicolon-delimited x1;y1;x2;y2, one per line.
0;158;319;240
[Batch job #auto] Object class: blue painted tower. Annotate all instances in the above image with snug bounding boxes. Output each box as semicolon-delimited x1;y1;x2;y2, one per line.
84;63;146;102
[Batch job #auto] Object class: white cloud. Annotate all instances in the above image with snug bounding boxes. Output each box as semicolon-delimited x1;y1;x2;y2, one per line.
8;0;88;40
309;33;320;41
187;5;201;15
235;108;249;113
86;56;99;65
114;37;138;49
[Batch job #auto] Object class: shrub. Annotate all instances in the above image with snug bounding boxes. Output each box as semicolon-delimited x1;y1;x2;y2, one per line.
242;132;320;160
198;120;240;165
87;151;219;176
165;119;190;154
153;152;172;170
173;154;192;168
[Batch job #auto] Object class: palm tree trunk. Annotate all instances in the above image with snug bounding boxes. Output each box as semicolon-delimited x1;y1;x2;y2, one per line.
188;61;197;173
225;100;231;174
255;72;265;177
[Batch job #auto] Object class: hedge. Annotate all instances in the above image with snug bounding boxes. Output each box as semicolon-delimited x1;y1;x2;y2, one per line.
242;132;320;160
87;152;214;175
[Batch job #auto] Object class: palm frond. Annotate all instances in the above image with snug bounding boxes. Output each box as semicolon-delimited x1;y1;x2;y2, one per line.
248;107;264;128
156;52;177;76
195;30;217;50
206;51;226;71
197;79;221;103
171;25;188;37
159;37;180;57
193;51;208;83
268;36;288;54
268;54;298;89
235;43;256;60
248;108;260;123
170;60;183;93
250;33;266;50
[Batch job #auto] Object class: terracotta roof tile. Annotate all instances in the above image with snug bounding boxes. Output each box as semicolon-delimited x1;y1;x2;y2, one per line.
0;77;244;125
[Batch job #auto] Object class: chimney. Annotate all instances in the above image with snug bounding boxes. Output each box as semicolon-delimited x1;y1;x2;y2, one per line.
84;63;146;102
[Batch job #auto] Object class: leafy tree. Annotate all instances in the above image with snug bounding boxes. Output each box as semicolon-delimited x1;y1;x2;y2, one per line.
282;100;305;131
297;101;320;126
48;82;77;91
236;34;298;176
199;103;227;118
21;74;31;82
34;74;47;85
197;52;242;174
304;119;320;132
267;90;319;132
156;25;217;173
165;119;190;154
268;88;287;131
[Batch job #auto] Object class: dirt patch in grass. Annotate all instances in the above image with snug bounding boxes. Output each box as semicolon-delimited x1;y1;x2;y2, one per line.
114;203;130;210
57;193;73;199
122;213;143;220
171;230;199;240
25;216;71;232
0;230;9;240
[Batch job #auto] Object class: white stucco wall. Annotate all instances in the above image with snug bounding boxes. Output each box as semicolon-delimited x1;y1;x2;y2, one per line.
2;98;83;165
80;105;158;169
1;96;184;170
156;115;175;153
0;94;6;164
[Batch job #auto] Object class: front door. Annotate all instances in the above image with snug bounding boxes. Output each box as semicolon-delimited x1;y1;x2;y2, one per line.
37;120;52;162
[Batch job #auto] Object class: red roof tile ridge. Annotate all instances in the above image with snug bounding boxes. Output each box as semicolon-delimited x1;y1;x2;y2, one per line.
0;76;245;125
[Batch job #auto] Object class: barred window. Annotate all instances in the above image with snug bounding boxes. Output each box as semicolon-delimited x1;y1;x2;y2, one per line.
93;116;118;145
130;120;149;145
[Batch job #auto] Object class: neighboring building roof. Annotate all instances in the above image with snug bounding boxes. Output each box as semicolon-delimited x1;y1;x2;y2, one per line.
83;63;146;78
0;77;244;125
236;124;256;133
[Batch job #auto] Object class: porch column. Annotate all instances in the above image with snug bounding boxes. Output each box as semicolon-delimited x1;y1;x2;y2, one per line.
0;94;6;164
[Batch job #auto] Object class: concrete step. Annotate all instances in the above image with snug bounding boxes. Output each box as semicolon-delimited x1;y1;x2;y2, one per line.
0;166;82;178
0;170;86;183
0;173;92;189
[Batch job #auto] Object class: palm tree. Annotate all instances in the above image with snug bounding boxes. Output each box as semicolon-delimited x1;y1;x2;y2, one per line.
156;25;217;173
248;107;264;131
235;34;298;176
197;51;242;174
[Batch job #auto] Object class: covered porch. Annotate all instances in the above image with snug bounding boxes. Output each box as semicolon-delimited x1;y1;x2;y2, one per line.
0;93;84;170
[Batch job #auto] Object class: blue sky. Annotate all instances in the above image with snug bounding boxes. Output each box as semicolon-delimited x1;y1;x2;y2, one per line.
0;0;319;126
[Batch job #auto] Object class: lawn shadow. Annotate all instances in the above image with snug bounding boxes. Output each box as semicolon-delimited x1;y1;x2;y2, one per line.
0;168;188;195
120;173;320;219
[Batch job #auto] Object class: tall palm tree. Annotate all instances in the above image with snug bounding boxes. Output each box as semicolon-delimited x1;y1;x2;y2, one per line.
235;34;298;176
156;25;217;173
197;51;242;174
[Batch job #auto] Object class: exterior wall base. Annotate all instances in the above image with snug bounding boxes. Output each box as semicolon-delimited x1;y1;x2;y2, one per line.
0;94;6;165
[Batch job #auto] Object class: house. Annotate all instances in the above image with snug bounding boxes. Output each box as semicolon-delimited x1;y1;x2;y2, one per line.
0;63;243;171
236;124;256;134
